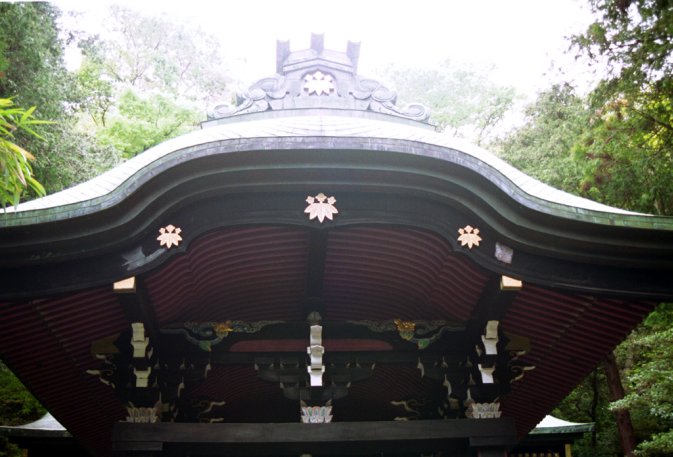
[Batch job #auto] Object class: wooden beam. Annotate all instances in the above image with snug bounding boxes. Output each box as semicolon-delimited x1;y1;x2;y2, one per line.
160;320;467;354
209;351;467;366
114;276;160;347
113;418;516;456
114;276;137;293
472;275;520;323
500;275;522;291
303;229;329;317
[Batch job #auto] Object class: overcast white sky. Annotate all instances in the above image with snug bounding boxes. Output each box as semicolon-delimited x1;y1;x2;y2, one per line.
52;0;598;102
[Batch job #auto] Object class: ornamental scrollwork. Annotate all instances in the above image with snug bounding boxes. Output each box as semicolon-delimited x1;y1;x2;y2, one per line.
348;319;462;349
161;320;283;351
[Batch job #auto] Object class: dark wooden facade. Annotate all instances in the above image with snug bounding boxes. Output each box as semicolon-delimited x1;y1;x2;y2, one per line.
1;35;673;457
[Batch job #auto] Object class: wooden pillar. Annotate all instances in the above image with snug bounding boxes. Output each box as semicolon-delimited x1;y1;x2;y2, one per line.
565;442;573;457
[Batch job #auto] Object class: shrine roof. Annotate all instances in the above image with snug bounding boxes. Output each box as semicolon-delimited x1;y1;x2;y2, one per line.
1;35;672;457
3;32;667;232
530;415;594;435
1;114;662;228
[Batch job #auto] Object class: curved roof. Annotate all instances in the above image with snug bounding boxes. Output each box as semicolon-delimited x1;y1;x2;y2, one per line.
2;113;647;223
1;35;673;457
532;415;594;434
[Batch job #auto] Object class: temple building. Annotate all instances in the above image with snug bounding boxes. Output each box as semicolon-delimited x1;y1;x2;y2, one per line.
1;35;672;457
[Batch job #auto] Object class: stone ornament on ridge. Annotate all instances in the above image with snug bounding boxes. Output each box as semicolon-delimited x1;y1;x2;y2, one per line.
302;71;335;96
305;193;338;223
457;225;482;249
157;224;182;249
206;36;431;123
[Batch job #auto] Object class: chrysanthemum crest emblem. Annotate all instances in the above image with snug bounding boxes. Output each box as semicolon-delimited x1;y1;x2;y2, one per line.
303;71;335;96
304;193;338;223
157;224;182;249
457;225;481;249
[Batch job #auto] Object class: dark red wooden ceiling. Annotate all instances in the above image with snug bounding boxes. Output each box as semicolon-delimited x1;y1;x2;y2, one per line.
0;225;653;457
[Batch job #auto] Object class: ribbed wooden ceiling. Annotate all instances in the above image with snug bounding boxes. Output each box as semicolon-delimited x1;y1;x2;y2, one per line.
0;225;653;457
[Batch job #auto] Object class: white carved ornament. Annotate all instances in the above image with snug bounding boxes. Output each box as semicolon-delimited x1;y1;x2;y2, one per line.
457;225;481;249
301;405;333;423
307;324;325;387
304;193;338;223
303;71;335;96
466;402;501;419
125;401;161;423
157;224;182;248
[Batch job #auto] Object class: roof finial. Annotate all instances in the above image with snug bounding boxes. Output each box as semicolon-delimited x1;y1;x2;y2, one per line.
311;33;324;54
347;41;360;74
276;39;290;74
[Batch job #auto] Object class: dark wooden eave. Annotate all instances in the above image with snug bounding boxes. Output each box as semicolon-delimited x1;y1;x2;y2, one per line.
1;132;673;300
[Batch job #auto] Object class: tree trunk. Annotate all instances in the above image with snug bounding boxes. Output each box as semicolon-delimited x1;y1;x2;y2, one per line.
603;351;636;457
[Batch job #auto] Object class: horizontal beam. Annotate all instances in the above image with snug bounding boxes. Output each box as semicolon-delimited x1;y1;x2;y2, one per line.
113;419;516;456
211;351;468;366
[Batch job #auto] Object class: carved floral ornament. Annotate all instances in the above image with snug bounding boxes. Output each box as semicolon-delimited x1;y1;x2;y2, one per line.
157;224;182;249
301;405;333;423
303;71;335;96
457;225;482;250
304;193;338;223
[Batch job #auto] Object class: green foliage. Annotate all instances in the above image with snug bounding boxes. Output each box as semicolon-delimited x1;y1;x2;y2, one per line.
0;3;71;120
74;43;115;128
31;123;121;193
610;304;673;456
0;2;122;195
573;89;673;214
0;361;44;425
70;5;229;158
573;0;673;95
97;89;200;157
570;0;673;216
0;98;47;207
0;436;21;457
381;61;517;145
100;5;229;105
0;361;44;456
553;369;621;457
495;84;587;193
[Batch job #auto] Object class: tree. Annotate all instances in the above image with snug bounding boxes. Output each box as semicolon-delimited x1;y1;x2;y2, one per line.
72;6;230;158
572;91;673;214
96;89;200;157
552;368;621;457
99;5;229;107
547;2;673;455
571;0;673;215
381;61;517;145
609;304;673;456
572;0;673;98
494;83;588;191
0;2;121;195
0;98;46;207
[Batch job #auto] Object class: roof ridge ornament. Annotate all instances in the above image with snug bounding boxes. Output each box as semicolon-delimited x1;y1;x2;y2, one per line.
207;34;431;124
